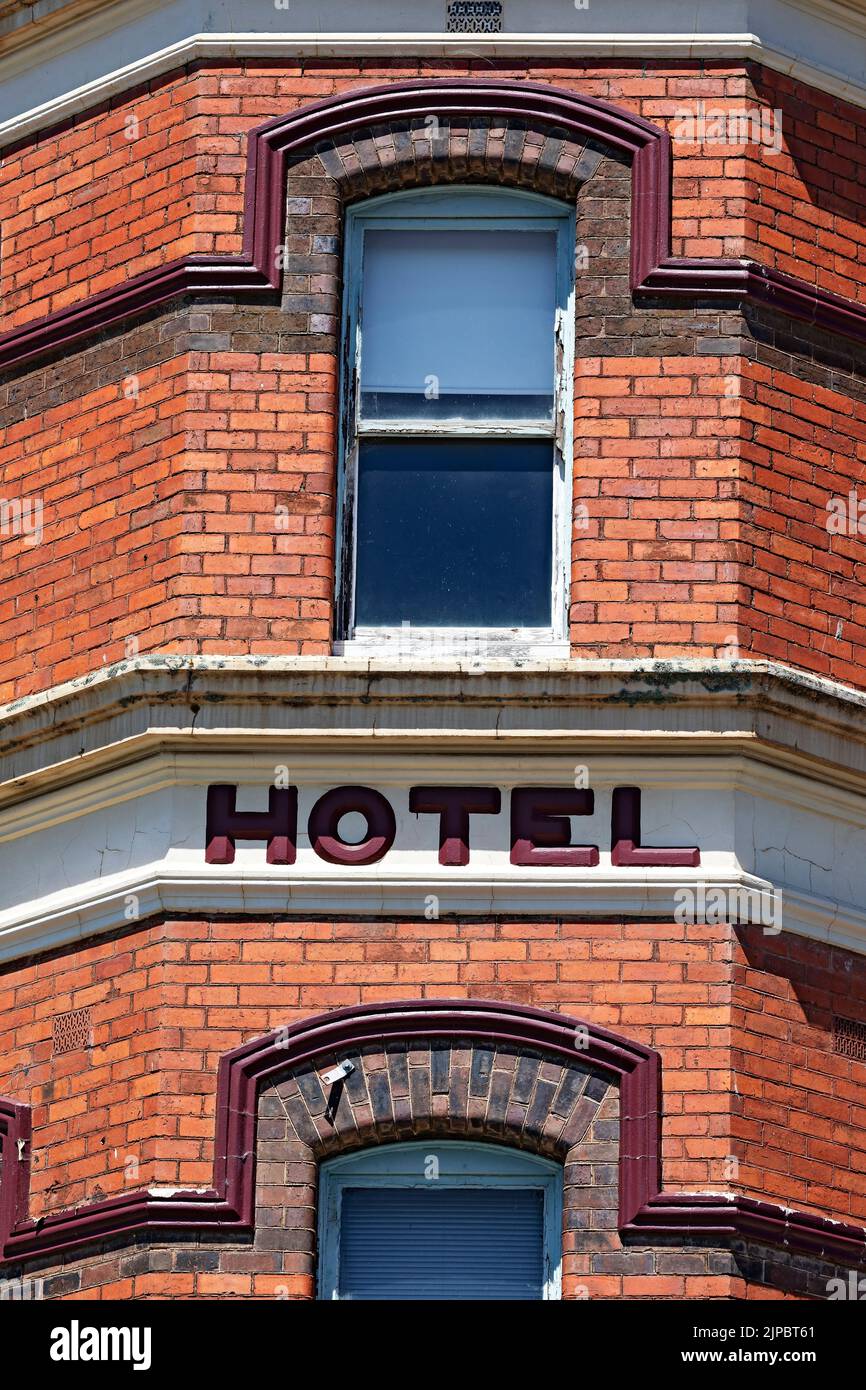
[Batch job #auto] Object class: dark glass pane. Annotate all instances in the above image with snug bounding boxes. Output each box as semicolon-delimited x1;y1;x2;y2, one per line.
360;391;553;422
354;439;553;629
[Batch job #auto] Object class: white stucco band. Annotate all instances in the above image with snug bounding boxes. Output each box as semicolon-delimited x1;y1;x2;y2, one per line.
1;655;866;962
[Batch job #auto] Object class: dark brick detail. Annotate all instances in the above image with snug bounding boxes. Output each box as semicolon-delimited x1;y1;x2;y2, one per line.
40;1271;81;1298
486;1067;514;1131
386;1047;409;1097
273;1041;605;1161
729;1243;848;1300
430;1043;450;1094
271;115;600;358
4;117;866;423
366;1068;394;1126
584;1073;610;1103
469;1046;494;1097
525;1078;559;1139
242;1037;615;1293
295;1071;326;1115
512;1054;540;1104
552;1067;587;1117
408;1059;432;1121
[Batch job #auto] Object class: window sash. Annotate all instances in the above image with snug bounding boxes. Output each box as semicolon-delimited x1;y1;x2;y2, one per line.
352;436;555;631
356;419;556;437
335;187;576;651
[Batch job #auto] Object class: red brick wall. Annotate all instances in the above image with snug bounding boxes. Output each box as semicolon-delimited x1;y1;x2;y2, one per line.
1;915;862;1227
12;341;866;701
0;61;710;328
4;59;865;333
179;350;336;659
0;75;207;330
739;357;866;685
0;358;190;693
2;59;866;700
0;346;338;699
571;354;742;656
573;351;866;679
734;929;866;1226
1;55;865;1301
744;66;866;303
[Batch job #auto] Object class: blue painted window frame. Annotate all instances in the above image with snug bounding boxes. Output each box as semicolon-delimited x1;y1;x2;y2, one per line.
317;1139;563;1300
334;185;576;656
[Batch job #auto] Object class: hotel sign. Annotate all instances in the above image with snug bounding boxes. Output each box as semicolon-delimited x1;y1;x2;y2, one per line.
204;783;701;868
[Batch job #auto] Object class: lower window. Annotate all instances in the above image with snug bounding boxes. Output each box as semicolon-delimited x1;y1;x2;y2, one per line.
317;1140;563;1300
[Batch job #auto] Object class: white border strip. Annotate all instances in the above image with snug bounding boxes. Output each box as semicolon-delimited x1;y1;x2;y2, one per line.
3;30;866;146
0;864;858;963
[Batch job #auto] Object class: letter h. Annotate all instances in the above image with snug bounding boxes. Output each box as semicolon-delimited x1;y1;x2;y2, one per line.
205;783;297;864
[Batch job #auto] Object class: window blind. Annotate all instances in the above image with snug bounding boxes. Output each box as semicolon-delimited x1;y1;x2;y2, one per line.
337;1185;546;1300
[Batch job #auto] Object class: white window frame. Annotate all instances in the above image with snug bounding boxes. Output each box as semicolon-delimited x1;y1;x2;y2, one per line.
333;185;576;660
317;1139;563;1300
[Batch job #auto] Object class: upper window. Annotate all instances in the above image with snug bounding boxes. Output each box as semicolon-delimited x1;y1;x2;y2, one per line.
335;187;575;657
317;1140;563;1300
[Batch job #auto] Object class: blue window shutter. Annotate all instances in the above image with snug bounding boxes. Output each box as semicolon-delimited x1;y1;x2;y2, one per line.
337;1186;546;1300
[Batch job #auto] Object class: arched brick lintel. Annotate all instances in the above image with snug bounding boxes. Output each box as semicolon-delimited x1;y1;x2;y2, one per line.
5;75;866;373
236;76;866;336
218;997;660;1231
0;77;675;375
242;77;672;289
2;998;865;1271
0;999;657;1264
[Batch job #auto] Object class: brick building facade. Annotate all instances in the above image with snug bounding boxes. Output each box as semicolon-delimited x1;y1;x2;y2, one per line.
1;0;866;1301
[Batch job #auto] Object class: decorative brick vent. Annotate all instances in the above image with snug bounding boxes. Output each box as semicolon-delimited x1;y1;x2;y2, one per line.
833;1015;866;1062
446;1;502;32
52;1007;91;1056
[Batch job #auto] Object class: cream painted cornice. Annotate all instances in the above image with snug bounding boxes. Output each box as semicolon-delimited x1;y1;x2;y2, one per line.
3;658;866;962
0;0;117;49
1;746;865;960
3;656;866;807
2;36;864;139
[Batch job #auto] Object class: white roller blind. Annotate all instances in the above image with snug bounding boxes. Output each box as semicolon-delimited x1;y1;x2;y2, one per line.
360;228;557;409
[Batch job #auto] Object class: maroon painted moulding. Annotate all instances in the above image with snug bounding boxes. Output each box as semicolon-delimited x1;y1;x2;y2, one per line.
1;77;866;373
1;997;865;1275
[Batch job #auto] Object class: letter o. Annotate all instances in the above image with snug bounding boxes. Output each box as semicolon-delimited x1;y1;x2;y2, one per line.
308;786;397;865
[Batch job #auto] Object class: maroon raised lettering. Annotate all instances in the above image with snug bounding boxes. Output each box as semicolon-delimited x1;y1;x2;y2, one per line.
610;786;700;867
409;786;501;865
205;784;298;865
510;787;599;867
308;786;397;865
